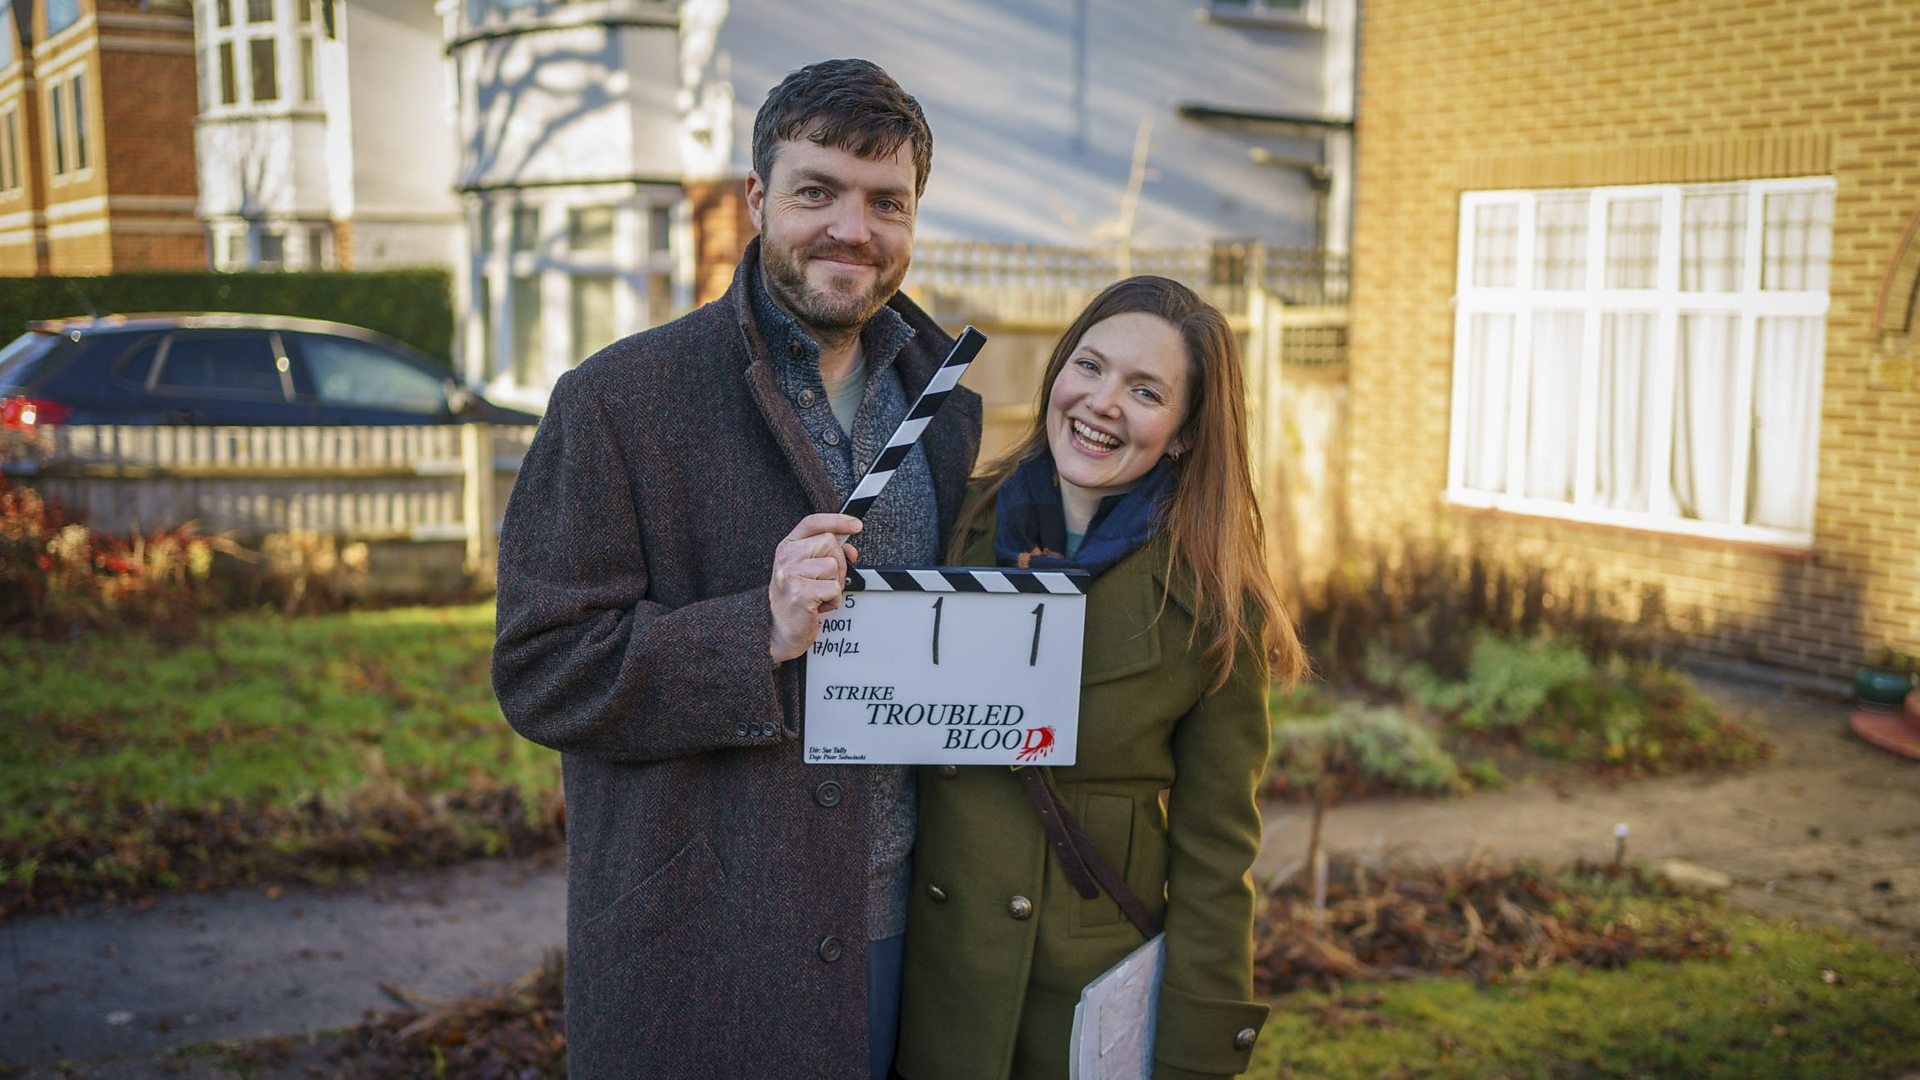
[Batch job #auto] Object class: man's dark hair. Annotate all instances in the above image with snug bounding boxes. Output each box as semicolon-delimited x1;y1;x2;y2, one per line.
751;58;934;197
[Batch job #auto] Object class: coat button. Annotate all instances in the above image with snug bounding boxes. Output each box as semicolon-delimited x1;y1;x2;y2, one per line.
1007;895;1033;920
813;780;844;807
926;883;947;902
798;389;818;407
935;765;958;778
1233;1027;1257;1051
734;723;747;737
817;935;843;962
823;428;840;446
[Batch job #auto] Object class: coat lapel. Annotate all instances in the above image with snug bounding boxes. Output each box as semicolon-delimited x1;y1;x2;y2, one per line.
729;240;839;515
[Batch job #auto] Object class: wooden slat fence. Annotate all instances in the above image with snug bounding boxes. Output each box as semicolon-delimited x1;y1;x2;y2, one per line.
938;286;1349;599
3;423;538;580
906;239;1349;326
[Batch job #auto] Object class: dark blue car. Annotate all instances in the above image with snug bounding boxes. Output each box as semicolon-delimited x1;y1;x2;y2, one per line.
0;313;540;430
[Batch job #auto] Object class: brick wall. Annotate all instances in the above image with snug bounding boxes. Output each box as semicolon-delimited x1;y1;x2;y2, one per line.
332;218;353;270
109;230;204;269
0;68;48;275
31;1;200;274
99;47;196;204
686;178;754;304
1349;0;1920;680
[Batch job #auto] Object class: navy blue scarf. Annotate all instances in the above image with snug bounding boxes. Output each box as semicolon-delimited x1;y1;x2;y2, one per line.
992;453;1174;580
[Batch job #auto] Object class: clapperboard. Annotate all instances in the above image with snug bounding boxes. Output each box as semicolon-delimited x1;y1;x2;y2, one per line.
803;327;1090;766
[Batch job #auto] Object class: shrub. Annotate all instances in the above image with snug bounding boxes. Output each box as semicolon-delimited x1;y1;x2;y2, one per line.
1267;703;1468;800
257;530;371;615
1299;542;1670;684
0;269;457;366
1379;630;1772;775
0;477;228;638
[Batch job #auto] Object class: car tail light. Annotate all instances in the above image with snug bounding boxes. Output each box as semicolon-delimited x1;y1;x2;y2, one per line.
1;396;73;430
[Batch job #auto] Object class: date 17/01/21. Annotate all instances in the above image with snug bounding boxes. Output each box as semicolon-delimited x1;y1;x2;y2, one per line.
815;595;1052;666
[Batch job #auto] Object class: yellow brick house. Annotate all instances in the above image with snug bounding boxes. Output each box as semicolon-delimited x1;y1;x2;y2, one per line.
1345;0;1920;681
1;0;201;275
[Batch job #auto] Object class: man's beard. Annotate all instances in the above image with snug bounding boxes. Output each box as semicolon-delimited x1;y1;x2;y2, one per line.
761;238;906;343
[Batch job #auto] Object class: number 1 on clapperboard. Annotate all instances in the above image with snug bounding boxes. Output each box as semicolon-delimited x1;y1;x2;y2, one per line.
925;599;1046;666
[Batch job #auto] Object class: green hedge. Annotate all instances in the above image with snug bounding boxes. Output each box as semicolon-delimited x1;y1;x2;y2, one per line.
0;269;457;367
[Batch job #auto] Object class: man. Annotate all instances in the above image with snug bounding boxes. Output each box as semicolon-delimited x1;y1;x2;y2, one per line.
492;59;981;1079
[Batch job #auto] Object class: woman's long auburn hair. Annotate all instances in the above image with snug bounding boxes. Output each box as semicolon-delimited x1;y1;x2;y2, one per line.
951;275;1308;691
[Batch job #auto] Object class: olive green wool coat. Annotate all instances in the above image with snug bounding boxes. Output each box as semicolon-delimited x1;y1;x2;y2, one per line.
897;519;1271;1080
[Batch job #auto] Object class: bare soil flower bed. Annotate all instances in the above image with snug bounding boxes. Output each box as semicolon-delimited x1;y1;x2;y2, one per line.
1255;858;1729;995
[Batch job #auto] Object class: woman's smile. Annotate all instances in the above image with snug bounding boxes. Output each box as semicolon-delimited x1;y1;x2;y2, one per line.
1067;417;1122;453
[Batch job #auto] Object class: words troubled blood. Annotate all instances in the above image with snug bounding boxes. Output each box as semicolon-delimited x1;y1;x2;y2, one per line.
820;685;1041;752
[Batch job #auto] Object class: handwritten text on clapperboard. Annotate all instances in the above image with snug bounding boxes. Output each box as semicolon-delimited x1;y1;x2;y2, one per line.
803;568;1088;766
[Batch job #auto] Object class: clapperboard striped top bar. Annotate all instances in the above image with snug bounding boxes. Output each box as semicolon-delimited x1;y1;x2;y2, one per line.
848;567;1090;595
840;325;988;520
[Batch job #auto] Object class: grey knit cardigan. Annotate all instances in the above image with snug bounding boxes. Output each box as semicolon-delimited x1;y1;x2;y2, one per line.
492;241;982;1079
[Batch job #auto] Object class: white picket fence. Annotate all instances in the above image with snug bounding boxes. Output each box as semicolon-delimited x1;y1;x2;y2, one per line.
3;423;538;580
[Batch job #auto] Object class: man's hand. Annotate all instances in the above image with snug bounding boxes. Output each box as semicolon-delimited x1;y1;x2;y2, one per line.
768;513;863;663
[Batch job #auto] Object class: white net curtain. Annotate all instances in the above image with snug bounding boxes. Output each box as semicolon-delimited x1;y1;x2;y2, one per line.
1452;179;1834;542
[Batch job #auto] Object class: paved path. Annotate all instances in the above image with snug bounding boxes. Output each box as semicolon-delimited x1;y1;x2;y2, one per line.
0;855;564;1068
3;677;1916;1073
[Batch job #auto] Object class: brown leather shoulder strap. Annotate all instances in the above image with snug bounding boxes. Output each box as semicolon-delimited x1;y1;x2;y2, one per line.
1013;767;1163;939
1016;765;1100;899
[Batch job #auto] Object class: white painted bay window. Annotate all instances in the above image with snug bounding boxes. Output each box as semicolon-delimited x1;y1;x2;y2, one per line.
471;190;683;399
1447;178;1834;547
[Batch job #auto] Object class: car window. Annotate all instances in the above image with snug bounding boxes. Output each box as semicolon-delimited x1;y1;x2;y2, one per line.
154;331;288;400
0;334;64;392
298;334;447;414
114;339;163;389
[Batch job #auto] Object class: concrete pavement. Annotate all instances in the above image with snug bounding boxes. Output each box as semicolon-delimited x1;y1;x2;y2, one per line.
0;854;564;1068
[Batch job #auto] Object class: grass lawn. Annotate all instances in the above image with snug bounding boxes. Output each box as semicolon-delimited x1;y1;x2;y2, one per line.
0;601;558;915
1249;902;1920;1078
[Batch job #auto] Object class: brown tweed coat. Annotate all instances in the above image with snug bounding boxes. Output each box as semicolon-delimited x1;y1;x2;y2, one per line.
492;240;982;1079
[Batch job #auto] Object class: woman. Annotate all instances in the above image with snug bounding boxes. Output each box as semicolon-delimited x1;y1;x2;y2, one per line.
897;276;1307;1080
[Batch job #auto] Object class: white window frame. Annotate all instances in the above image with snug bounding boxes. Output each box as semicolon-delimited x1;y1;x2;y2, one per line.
44;66;92;184
1446;177;1835;549
474;190;685;396
68;70;88;172
198;0;317;115
0;1;15;73
0;104;19;194
44;0;81;38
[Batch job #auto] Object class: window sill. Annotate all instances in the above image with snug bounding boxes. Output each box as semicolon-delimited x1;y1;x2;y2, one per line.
197;105;328;123
1196;4;1321;31
1441;490;1817;561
